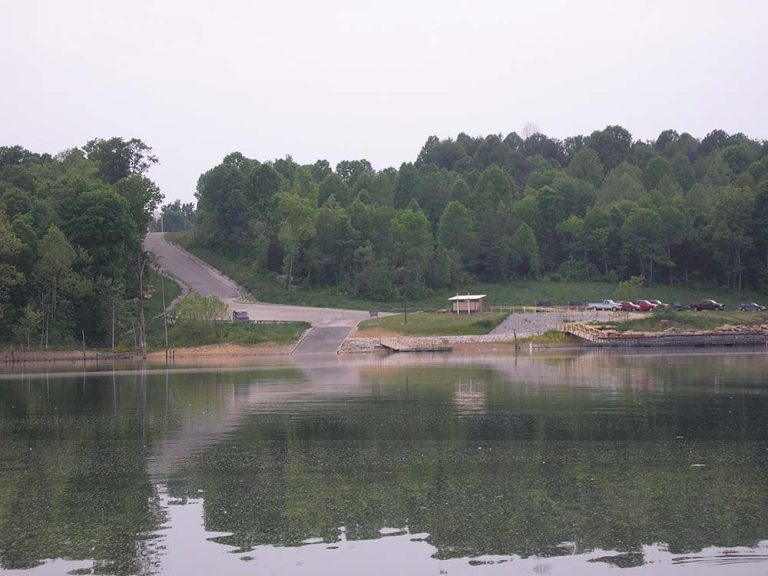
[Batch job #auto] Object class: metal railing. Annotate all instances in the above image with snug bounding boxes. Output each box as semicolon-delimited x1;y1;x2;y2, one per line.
490;305;586;314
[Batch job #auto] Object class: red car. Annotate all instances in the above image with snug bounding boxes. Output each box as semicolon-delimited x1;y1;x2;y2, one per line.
690;299;725;311
619;301;641;311
634;300;656;311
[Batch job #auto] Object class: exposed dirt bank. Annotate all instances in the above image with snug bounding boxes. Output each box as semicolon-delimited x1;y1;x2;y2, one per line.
1;343;292;366
146;343;291;362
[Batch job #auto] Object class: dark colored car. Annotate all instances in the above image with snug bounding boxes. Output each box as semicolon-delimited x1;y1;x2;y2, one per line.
634;300;656;311
619;301;641;311
232;310;251;323
690;299;725;311
738;302;766;311
671;301;685;311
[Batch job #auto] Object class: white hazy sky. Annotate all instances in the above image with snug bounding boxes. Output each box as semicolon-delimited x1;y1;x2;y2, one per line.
2;0;767;205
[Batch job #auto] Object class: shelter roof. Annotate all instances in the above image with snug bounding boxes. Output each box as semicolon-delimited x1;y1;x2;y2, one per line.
448;294;487;301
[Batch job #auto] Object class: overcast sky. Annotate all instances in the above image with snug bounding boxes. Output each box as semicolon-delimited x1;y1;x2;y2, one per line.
2;0;767;205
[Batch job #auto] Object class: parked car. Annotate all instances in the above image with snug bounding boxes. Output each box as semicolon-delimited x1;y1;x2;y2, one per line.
671;301;685;311
619;301;641;312
648;299;668;308
634;300;656;311
587;299;620;311
232;310;251;323
738;302;766;311
689;299;725;311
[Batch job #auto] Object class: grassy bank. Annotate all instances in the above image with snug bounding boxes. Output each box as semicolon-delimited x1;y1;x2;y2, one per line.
143;269;182;348
167;321;309;348
610;309;768;333
167;232;767;313
144;270;307;350
357;311;508;336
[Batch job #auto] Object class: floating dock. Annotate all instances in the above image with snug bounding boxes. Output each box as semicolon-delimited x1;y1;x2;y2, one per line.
380;338;453;352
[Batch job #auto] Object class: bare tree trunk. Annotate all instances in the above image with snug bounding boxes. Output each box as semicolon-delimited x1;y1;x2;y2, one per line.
138;307;146;359
649;256;654;287
286;251;294;290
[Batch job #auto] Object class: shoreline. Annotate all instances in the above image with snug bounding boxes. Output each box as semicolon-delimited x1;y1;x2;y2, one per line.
3;326;766;366
0;343;294;366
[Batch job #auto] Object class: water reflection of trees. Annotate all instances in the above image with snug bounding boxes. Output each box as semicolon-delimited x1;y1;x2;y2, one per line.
1;356;768;572
0;371;164;574
0;366;302;574
173;365;768;561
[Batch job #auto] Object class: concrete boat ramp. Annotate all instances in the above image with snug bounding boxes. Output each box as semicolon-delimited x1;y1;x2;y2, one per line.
292;327;355;355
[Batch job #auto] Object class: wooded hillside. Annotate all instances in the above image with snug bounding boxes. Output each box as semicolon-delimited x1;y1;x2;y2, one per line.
0;138;162;347
192;127;768;301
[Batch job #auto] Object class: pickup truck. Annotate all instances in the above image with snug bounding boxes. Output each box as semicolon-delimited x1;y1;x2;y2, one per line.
586;299;620;311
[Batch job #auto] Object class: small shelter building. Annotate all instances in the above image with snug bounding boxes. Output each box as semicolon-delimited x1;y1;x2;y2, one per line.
448;294;486;315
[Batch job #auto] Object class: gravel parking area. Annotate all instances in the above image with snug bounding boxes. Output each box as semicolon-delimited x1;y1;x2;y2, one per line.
491;310;618;337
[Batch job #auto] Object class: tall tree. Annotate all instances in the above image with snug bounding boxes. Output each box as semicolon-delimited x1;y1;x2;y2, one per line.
566;147;604;188
707;186;755;291
305;202;357;287
0;211;23;320
509;223;540;277
620;207;662;284
391;208;433;295
82;137;158;184
470;165;516;213
58;187;138;286
277;192;317;288
32;225;81;347
113;175;163;235
587;125;633;171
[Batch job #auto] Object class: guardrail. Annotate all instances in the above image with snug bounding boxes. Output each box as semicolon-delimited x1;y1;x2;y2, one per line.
490;305;587;314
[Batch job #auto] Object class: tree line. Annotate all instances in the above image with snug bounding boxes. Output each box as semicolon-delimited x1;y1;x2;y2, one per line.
191;126;768;301
0;138;162;347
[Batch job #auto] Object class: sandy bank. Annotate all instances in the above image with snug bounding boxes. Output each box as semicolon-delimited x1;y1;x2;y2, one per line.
1;343;293;366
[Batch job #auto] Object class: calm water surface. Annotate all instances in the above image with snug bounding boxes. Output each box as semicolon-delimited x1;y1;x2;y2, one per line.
1;349;768;575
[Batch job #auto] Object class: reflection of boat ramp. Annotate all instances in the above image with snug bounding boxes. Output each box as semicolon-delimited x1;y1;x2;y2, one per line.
146;358;366;480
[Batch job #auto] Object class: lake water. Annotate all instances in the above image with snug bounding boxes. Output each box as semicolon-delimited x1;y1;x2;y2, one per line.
1;349;768;575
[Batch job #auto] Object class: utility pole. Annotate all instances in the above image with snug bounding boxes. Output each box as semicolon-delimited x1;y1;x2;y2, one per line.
111;299;115;352
161;268;169;362
137;253;148;359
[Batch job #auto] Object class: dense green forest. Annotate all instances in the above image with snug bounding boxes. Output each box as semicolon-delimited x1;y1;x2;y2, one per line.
0;138;162;347
191;126;768;302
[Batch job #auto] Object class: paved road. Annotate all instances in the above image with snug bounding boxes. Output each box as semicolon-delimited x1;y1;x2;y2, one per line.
144;232;369;353
144;232;240;298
